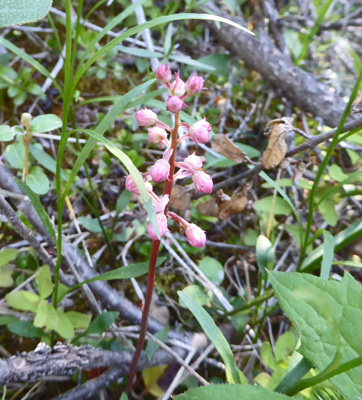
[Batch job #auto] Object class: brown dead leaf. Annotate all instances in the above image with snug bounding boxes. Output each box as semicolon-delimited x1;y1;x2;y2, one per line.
212;134;253;164
262;117;293;169
216;186;248;220
196;198;219;217
351;92;362;114
170;185;191;210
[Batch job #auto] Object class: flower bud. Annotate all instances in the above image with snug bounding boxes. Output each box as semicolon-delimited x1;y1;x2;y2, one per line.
21;113;32;132
192;171;213;194
148;213;168;240
166;96;187;114
125;175;140;195
155;64;172;83
148;127;168;148
135;108;157;126
188;118;212;144
185;223;206;248
184;152;203;170
150;159;170;183
171;72;185;97
185;74;205;95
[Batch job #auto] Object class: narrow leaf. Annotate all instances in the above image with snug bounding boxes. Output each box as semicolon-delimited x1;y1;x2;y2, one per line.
320;230;334;280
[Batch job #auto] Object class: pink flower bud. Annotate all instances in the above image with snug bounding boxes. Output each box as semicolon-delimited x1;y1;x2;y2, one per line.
148;127;168;148
135;108;157;126
125;175;140;195
150;159;170;183
185;74;205;95
192;171;213;194
148;212;168;240
184;152;204;169
155;64;172;83
171;72;185;97
185;223;206;248
166;96;187;114
188;118;212;144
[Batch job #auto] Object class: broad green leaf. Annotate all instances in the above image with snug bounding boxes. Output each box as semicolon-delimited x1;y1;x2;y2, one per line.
0;248;18;267
30;114;62;133
198;257;224;284
8;320;44;338
269;271;362;399
145;326;170;361
253;196;291;216
180;285;210;306
0;125;16;141
0;316;18;325
5;142;25;169
119;393;129;400
329;165;349;182
142;365;167;397
66;311;91;330
84;311;119;336
320;230;334;280
318;199;337;226
174;384;292;400
78;216;103;233
44;304;58;331
0;0;52;27
6;290;40;312
0;264;14;287
116;190;132;215
25;167;49;195
274;331;296;363
56;308;74;339
256;235;275;280
15;178;56;244
36;265;53;299
34;299;48;327
178;291;247;384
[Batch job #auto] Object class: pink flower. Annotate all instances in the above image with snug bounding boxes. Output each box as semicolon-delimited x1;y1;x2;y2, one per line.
184;152;204;169
135;108;158;126
185;223;206;247
155;64;171;83
148;127;168;148
188;118;212;144
185;74;205;95
192;171;213;194
166;96;187;114
125;175;140;195
150;159;170;183
171;72;185;97
148;213;168;240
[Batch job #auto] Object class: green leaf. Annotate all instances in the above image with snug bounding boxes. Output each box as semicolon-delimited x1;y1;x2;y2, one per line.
36;265;53;299
0;248;18;267
116;190;132;215
0;264;14;287
0;316;18;326
198;257;224;284
253;196;291;216
178;291;247;385
318;199;337;226
84;311;119;336
274;331;296;363
65;311;91;330
0;125;16;141
174;384;292;400
25;167;49;195
5;142;25;169
6;290;40;312
180;285;210;306
30;114;62;133
44;304;58;331
78;216;103;233
8;320;44;338
269;271;362;399
261;179;294;189
34;299;48;327
145;326;170;361
0;0;52;27
256;235;275;280
329;165;349;182
320;230;334;280
55;308;74;339
15;178;56;244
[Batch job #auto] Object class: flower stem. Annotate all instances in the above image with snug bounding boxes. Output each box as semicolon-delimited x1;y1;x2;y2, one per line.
125;113;180;394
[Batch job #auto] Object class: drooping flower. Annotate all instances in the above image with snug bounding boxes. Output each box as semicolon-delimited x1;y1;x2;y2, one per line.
188;118;212;144
125;175;139;194
136;108;158;126
155;64;172;83
192;171;213;194
185;73;205;95
184;152;204;170
148;213;168;240
147;127;168;148
150;159;170;183
185;223;206;247
171;72;185;97
166;96;187;114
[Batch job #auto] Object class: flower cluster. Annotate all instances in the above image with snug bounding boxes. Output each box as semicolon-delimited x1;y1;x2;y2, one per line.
125;65;213;248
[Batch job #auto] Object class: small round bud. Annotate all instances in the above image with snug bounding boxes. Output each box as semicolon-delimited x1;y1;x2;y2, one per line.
125;175;140;195
155;64;172;83
21;113;32;132
185;74;205;95
184;152;204;170
171;72;185;97
150;159;170;183
166;96;187;114
135;108;158;126
148;213;168;240
188;118;212;144
185;223;206;248
147;127;168;148
192;171;213;194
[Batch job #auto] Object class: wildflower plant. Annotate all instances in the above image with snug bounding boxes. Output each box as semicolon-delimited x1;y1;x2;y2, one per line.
125;65;213;391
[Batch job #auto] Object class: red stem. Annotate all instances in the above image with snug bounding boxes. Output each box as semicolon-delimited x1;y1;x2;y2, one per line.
125;113;180;395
